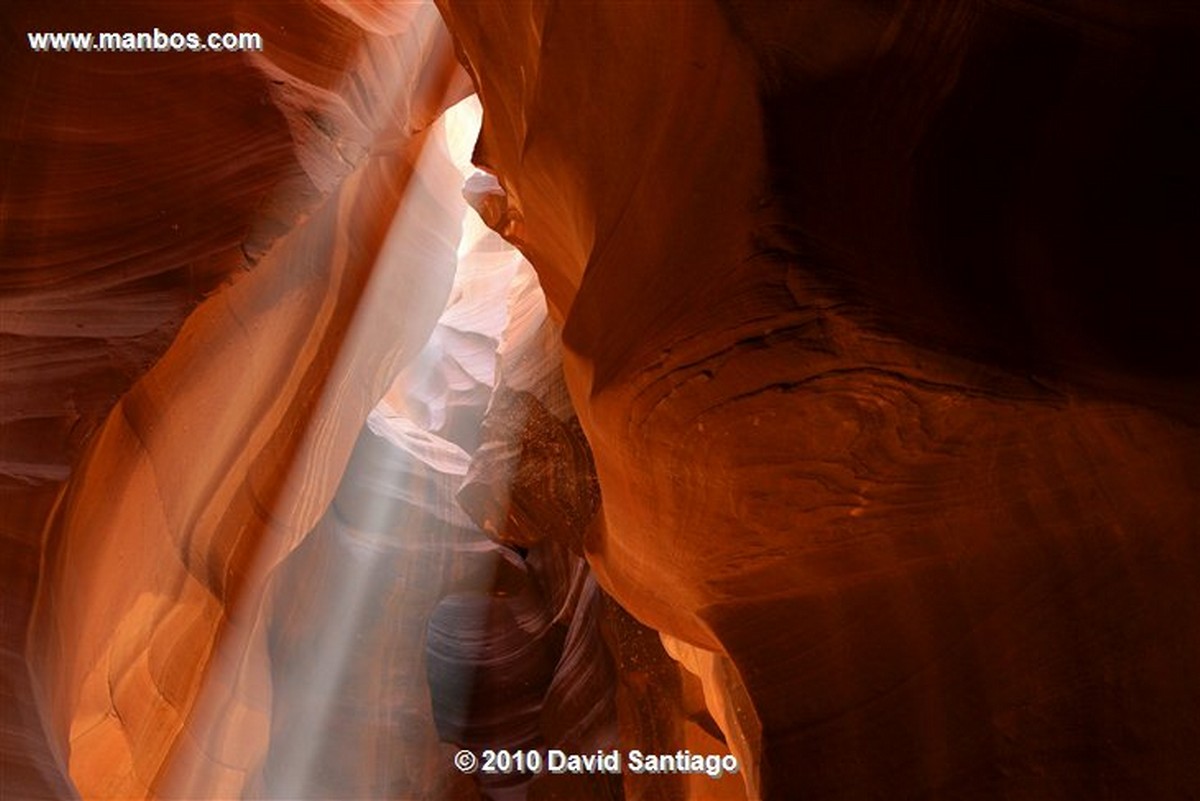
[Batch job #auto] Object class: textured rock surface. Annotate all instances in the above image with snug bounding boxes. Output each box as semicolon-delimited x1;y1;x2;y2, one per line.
437;0;1200;797
1;1;303;794
457;386;598;552
4;0;1199;799
4;6;684;792
4;1;474;797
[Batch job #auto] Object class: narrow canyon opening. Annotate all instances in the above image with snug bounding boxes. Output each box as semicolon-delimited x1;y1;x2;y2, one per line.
19;48;745;797
4;1;1199;800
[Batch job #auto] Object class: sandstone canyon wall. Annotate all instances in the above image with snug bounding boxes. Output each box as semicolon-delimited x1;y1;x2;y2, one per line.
437;0;1200;798
1;0;1198;799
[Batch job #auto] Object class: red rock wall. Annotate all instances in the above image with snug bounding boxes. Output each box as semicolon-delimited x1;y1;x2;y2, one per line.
2;1;303;794
4;0;1199;798
4;1;472;797
437;0;1200;797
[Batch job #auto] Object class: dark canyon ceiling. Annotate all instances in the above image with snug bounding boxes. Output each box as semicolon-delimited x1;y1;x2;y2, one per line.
1;1;1198;799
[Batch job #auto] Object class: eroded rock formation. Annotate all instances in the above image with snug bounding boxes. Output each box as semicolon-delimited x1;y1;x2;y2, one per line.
4;1;479;797
437;0;1200;798
2;0;1198;799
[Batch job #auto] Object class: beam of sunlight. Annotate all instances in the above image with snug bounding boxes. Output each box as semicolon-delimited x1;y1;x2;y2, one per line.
158;78;544;797
146;7;525;790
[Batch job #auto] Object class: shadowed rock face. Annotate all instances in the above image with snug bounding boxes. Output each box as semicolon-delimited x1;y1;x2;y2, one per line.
1;2;302;794
3;0;1199;799
3;1;476;797
436;0;1200;798
3;3;702;795
457;386;599;553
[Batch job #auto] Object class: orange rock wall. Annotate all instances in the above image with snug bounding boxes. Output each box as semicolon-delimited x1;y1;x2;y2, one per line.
6;2;471;797
3;1;1199;799
437;0;1200;797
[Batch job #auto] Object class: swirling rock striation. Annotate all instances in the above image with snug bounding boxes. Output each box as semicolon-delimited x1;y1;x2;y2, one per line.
6;1;473;797
437;0;1200;798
